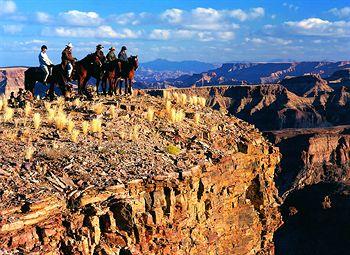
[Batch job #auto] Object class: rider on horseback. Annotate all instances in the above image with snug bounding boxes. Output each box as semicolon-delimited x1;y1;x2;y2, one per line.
38;45;53;84
61;43;75;81
95;44;105;61
106;46;116;62
117;46;128;73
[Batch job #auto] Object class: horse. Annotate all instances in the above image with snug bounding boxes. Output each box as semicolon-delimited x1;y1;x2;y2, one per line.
24;64;72;99
100;60;119;96
115;56;139;95
75;53;104;97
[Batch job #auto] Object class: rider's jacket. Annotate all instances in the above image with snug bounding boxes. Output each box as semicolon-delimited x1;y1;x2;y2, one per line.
39;51;53;67
61;48;75;68
118;51;128;62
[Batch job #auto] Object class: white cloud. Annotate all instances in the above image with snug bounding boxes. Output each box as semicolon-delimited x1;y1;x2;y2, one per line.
217;31;235;40
329;7;350;18
45;26;141;39
285;18;350;37
149;29;171;40
36;12;51;23
245;37;292;46
283;2;299;11
229;7;265;21
161;8;183;24
2;24;23;34
59;10;103;26
0;0;16;15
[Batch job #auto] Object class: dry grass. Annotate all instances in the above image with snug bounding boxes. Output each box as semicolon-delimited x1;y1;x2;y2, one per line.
180;94;187;105
73;98;81;108
163;90;172;100
194;113;200;124
25;146;35;161
66;119;75;133
165;100;172;114
44;102;51;112
71;129;80;143
92;103;104;115
91;118;102;133
24;103;31;117
108;105;116;118
55;110;67;130
3;107;14;122
146;108;154;122
0;99;4;111
130;125;140;140
33;113;41;129
57;97;65;107
198;97;206;107
82;121;89;135
47;108;56;124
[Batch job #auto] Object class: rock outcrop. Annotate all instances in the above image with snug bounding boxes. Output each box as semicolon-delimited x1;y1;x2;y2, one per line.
264;126;350;197
0;67;26;96
279;74;333;97
0;94;281;254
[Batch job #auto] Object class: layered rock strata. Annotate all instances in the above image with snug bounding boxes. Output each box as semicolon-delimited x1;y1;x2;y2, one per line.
0;94;281;254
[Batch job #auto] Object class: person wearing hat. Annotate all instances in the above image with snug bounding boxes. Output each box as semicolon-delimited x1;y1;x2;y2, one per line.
95;44;105;62
38;45;53;84
61;42;75;81
118;46;128;62
106;46;116;62
117;46;128;73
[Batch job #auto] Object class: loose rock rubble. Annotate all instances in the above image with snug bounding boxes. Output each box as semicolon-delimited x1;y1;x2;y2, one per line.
0;92;263;210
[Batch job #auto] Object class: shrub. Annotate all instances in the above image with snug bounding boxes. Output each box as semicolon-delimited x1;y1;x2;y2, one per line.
25;146;35;161
146;108;154;122
66;119;75;133
3;107;14;122
73;98;81;108
47;108;56;124
165;100;172;114
55;110;67;130
71;129;80;143
82;121;89;135
91;118;102;133
109;105;116;118
194;113;200;124
198;97;206;107
92;103;104;115
24;103;31;117
166;144;181;155
33;113;41;129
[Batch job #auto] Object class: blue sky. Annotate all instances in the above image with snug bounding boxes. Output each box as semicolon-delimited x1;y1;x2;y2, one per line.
0;0;350;66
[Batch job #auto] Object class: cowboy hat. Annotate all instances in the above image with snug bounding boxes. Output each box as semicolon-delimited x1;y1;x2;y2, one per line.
66;42;73;48
96;44;104;49
109;46;116;51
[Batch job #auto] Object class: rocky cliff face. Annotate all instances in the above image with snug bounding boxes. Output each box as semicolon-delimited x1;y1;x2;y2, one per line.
0;94;281;254
146;79;350;131
265;126;350;255
0;67;26;96
265;126;350;196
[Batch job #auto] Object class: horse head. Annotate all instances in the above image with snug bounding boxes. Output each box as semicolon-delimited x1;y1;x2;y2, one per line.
129;55;139;70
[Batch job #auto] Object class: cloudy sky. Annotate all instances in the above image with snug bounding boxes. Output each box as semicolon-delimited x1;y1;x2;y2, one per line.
0;0;350;66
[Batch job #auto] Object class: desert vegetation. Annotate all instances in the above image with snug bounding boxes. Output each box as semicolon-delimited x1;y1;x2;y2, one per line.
0;89;247;211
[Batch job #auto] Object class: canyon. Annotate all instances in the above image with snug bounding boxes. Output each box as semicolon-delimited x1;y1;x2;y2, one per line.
1;63;350;254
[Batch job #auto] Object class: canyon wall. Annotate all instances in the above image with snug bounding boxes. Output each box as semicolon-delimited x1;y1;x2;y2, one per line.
0;115;282;254
0;67;26;96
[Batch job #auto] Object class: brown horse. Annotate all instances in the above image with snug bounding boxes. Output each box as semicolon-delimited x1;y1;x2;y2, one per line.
75;53;103;97
114;56;139;95
100;60;119;96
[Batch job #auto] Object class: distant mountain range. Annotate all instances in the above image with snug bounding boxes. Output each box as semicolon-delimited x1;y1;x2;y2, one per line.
140;59;217;73
135;61;350;88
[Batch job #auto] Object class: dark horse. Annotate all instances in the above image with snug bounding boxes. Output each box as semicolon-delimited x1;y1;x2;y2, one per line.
24;64;72;99
76;53;104;97
101;55;138;95
24;53;102;99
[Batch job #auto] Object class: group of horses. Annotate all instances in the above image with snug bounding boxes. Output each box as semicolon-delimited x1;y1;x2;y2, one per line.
24;54;139;100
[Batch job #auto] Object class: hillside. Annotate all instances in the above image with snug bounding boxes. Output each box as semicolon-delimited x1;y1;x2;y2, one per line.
0;93;281;254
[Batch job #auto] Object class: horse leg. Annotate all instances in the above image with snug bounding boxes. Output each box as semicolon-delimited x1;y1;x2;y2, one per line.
48;82;55;101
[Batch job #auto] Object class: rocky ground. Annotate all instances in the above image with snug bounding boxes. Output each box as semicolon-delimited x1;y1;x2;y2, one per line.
0;92;256;211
